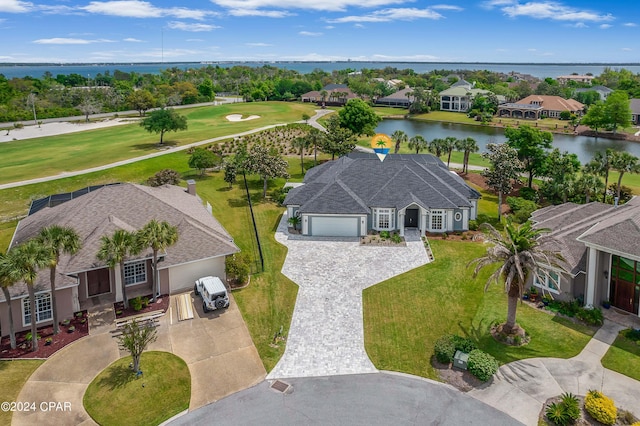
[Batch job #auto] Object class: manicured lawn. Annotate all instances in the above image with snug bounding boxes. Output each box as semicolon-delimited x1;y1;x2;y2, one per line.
601;331;640;381
84;351;190;426
0;360;44;425
363;239;595;380
0;101;316;185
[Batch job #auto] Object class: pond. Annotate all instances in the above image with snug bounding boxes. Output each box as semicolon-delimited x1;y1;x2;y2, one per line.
375;119;640;164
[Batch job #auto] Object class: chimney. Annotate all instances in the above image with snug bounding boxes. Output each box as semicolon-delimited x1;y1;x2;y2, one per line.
187;179;196;196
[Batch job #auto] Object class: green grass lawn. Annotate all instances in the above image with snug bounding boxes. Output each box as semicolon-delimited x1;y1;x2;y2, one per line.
364;239;595;380
601;331;640;381
0;360;44;425
84;351;190;426
0;101;316;185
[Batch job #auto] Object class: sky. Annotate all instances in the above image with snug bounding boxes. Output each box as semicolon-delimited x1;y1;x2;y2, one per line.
0;0;638;63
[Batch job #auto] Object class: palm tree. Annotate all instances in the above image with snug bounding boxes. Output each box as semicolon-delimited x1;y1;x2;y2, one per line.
469;220;563;336
456;137;479;174
428;138;445;158
585;149;614;202
442;136;458;168
37;226;81;335
611;152;640;202
97;230;141;309
10;240;52;352
292;136;310;174
306;128;325;167
138;221;178;302
391;130;408;154
408;135;427;154
288;215;301;231
574;173;604;203
320;90;328;108
0;251;19;349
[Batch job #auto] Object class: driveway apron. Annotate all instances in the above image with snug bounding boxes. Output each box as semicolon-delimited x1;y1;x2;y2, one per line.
268;213;431;379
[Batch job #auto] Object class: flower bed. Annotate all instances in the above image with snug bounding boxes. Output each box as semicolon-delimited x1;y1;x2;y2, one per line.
0;310;89;359
114;294;169;319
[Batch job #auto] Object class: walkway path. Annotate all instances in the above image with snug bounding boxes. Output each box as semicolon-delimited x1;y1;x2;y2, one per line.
267;213;431;379
468;320;640;425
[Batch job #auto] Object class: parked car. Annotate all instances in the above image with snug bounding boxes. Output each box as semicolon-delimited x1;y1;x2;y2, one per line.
194;276;230;312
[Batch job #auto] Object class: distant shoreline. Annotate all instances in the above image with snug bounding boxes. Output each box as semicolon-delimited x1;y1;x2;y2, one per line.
1;61;640;66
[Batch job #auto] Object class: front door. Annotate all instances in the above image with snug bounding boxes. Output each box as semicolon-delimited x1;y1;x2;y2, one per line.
87;269;111;297
612;279;635;313
405;209;419;228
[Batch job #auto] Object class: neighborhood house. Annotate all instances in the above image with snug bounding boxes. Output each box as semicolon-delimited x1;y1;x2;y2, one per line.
530;197;640;317
283;153;481;237
439;79;505;112
0;182;239;334
497;95;584;120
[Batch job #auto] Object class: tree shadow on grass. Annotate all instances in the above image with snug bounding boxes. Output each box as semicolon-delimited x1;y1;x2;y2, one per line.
131;141;179;150
97;364;136;391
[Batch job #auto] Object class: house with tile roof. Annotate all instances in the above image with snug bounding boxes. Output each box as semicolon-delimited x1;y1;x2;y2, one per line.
498;95;584;119
557;75;595;85
300;84;359;107
283;153;481;237
530;197;640;316
0;182;239;334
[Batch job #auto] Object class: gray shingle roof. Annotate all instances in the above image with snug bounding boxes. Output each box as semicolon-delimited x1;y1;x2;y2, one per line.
533;199;640;275
2;183;239;301
284;153;480;214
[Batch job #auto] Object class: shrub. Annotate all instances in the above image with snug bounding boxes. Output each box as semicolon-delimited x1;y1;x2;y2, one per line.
25;332;41;341
468;220;478;231
519;186;539;202
576;307;604;326
147;169;181;187
467;349;499;382
623;328;640;342
560;392;580;421
130;296;143;311
226;253;250;284
546;402;571;426
506;196;538;223
434;335;456;363
585;390;617;425
391;233;402;244
380;230;390;239
451;335;477;353
271;186;292;205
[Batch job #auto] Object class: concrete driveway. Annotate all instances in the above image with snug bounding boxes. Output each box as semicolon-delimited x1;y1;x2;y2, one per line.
267;213;431;379
13;291;265;425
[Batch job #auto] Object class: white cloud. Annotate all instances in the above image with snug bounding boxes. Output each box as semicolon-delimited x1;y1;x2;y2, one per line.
328;8;443;23
599;24;611;29
228;8;292;17
353;23;364;28
621;47;632;51
167;21;220;31
246;42;272;46
623;22;636;27
82;1;214;20
186;38;205;42
298;31;323;36
528;48;537;51
370;53;440;61
570;22;588;28
33;37;116;44
489;1;614;23
210;0;406;13
123;37;144;42
0;0;32;13
431;4;463;11
324;25;335;29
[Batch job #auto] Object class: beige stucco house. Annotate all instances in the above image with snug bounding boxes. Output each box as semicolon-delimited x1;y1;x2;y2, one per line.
0;182;239;335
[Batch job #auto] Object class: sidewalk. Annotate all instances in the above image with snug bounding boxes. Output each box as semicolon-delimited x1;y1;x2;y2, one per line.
468;320;640;425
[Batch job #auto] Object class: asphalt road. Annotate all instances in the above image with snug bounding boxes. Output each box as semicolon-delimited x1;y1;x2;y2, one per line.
170;373;523;426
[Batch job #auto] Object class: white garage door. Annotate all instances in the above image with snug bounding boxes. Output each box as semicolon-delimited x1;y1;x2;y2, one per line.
311;216;359;237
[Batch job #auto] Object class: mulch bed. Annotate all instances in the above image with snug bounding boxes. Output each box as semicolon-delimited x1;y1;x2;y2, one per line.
433;358;485;392
114;294;169;319
0;310;89;359
539;395;639;425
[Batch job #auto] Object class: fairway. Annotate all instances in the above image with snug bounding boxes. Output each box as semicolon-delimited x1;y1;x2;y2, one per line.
0;101;316;185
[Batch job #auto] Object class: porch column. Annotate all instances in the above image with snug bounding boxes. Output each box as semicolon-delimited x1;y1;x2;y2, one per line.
421;212;428;235
114;264;123;302
585;247;597;307
399;212;405;237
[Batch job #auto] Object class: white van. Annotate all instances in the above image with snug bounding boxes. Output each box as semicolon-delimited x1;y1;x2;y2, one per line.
194;276;230;312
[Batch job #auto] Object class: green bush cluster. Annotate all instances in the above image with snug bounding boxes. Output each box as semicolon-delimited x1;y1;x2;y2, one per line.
506;196;538;223
225;253;251;284
271;186;292;205
547;299;603;326
130;296;143;311
433;334;477;364
518;187;539;202
585;390;617;425
623;328;640;342
576;307;604;326
467;349;499;382
468;220;478;231
545;393;580;426
147;169;181;187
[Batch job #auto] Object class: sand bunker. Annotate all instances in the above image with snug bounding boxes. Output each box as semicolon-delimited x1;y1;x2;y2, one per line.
226;114;260;122
0;118;135;143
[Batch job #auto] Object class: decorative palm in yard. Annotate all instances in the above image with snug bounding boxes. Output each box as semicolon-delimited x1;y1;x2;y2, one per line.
97;230;141;310
0;252;19;349
37;225;81;335
138;220;178;303
469;220;563;337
